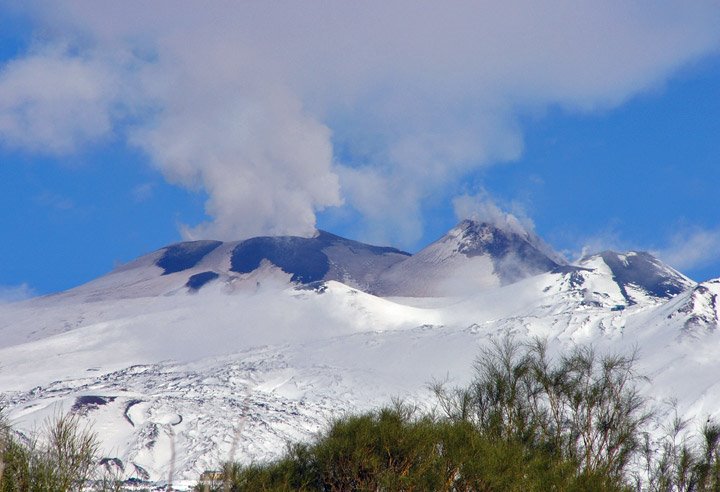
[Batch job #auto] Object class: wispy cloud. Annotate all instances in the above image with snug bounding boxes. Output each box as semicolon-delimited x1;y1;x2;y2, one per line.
654;226;720;271
131;182;155;203
558;221;720;275
2;2;720;245
452;191;535;236
33;191;75;210
575;227;627;262
0;283;35;303
0;46;121;153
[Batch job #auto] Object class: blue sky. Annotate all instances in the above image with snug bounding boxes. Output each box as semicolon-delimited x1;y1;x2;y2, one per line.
1;2;720;296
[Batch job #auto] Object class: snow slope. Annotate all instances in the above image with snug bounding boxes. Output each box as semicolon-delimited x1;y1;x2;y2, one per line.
374;219;564;297
1;224;717;489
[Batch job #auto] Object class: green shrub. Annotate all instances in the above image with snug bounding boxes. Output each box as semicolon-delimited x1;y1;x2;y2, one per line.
199;404;628;491
0;408;100;492
199;336;655;491
638;409;720;492
207;336;720;491
434;337;652;480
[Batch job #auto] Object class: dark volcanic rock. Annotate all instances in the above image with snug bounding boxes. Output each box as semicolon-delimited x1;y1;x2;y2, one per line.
452;220;563;284
596;251;691;300
156;241;223;275
186;271;220;291
230;231;409;284
71;395;115;414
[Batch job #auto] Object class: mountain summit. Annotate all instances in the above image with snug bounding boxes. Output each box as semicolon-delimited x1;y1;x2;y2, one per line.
575;250;694;306
373;219;565;297
58;219;566;302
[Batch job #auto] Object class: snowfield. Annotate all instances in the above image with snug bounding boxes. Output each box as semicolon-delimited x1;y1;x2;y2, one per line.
0;221;718;489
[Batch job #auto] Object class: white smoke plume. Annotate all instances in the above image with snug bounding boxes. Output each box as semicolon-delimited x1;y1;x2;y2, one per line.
1;1;719;243
452;192;534;237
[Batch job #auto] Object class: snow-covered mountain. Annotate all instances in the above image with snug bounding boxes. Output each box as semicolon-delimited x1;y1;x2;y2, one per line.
576;250;694;306
2;219;718;489
374;219;564;297
667;278;720;333
0;230;409;346
51;229;409;300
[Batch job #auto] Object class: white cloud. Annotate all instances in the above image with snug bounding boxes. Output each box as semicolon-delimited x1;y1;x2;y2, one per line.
131;182;155;203
654;227;720;271
33;191;75;210
557;223;720;274
2;1;720;243
0;47;121;153
452;191;534;237
0;283;35;303
573;227;627;262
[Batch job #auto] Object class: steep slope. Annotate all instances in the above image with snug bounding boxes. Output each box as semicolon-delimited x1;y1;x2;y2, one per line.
374;219;564;297
666;278;720;333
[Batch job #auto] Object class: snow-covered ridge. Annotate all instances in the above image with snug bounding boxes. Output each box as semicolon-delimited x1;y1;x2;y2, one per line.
578;250;694;302
668;279;720;333
373;219;565;297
